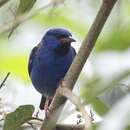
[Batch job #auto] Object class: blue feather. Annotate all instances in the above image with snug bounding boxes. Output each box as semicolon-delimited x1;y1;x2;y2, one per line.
28;28;76;109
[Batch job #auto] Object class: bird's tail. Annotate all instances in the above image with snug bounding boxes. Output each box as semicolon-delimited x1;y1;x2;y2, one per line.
39;96;52;110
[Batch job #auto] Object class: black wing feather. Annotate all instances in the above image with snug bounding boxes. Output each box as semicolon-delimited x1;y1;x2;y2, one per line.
28;46;38;76
72;47;76;56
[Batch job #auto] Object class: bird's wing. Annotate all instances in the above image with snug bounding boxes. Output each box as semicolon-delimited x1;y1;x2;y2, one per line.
72;47;76;56
28;43;41;76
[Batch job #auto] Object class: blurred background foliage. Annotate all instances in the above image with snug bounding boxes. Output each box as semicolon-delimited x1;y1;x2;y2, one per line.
0;0;130;130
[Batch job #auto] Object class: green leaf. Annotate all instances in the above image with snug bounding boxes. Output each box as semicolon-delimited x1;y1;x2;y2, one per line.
0;53;29;81
92;98;109;115
96;26;130;51
82;70;130;103
8;0;36;37
17;0;36;15
3;105;35;130
125;125;130;130
0;0;9;7
92;123;100;130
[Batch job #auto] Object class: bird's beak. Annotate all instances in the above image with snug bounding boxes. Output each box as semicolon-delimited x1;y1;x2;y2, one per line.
60;37;76;44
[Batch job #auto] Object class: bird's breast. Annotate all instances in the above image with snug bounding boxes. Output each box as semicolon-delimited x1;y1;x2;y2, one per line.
30;48;74;96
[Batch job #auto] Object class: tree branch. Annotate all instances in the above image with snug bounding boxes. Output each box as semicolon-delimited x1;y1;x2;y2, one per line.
0;72;10;89
22;122;84;130
41;0;118;130
0;0;65;35
55;124;84;130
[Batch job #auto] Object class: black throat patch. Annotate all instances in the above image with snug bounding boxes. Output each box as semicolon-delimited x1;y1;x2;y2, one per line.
55;43;70;56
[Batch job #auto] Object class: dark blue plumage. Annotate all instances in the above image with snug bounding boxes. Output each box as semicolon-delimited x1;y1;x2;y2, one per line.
28;28;76;110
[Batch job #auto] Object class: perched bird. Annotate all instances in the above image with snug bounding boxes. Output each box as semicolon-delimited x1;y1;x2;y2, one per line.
28;28;76;115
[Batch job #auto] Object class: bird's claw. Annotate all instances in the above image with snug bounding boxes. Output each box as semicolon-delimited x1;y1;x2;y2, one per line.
45;108;50;119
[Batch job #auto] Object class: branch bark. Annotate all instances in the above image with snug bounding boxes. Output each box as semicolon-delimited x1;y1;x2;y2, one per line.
55;124;84;130
41;0;118;130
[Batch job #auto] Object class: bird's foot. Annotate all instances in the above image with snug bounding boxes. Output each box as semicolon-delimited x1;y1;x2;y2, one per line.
59;78;64;86
45;107;50;119
44;98;51;119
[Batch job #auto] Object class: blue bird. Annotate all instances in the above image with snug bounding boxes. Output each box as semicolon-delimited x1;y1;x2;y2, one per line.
28;28;76;114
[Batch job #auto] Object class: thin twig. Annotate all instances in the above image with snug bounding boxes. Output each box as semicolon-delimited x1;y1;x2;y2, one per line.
27;122;38;130
30;117;43;122
58;87;91;128
0;0;66;34
0;72;10;89
90;110;94;121
0;118;4;122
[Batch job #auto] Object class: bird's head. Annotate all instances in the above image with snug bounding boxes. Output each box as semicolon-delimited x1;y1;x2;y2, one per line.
42;28;76;54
